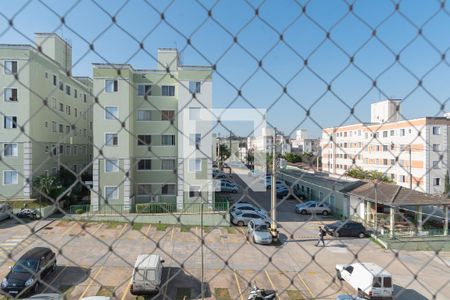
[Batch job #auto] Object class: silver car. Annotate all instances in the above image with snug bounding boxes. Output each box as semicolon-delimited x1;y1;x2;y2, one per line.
231;203;268;216
230;210;271;226
247;220;272;244
0;204;12;221
295;201;331;215
25;294;64;300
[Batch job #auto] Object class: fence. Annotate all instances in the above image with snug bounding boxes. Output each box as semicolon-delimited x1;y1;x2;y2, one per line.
1;1;450;300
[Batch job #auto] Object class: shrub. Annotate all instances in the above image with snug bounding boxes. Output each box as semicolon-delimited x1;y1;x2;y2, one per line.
75;208;85;214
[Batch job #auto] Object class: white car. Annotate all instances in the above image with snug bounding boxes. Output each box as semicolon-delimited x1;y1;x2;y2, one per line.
247;219;272;244
231;203;268;216
336;263;393;299
230;210;271;227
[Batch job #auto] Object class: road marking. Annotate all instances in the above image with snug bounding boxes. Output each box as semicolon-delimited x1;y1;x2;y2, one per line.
297;273;314;299
145;224;152;235
121;278;132;300
79;265;104;299
163;226;175;297
117;224;128;237
264;270;276;290
92;223;104;235
62;222;78;236
233;271;244;300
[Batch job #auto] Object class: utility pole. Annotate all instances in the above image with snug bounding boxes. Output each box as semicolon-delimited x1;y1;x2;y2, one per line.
409;145;412;190
270;128;279;242
217;138;221;170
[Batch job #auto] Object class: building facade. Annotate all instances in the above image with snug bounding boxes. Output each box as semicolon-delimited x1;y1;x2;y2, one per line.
247;127;291;155
0;33;93;200
321;100;450;195
91;49;214;211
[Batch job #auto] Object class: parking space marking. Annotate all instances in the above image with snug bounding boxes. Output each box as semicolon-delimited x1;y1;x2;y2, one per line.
62;222;78;236
163;226;176;297
145;224;152;235
92;223;104;235
233;271;244;300
297;273;314;299
117;224;129;237
120;278;132;300
264;270;276;290
79;265;104;299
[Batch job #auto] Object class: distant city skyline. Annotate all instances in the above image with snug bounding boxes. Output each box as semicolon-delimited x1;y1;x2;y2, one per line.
1;0;449;138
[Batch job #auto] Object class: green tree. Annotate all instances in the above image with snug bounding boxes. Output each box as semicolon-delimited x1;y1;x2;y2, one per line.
32;175;62;201
219;144;231;164
284;153;302;163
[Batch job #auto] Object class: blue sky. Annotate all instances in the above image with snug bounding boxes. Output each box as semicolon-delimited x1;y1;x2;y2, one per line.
1;0;449;138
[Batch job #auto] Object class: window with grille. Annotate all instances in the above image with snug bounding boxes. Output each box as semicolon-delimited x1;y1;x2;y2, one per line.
162;135;175;145
137;135;151;146
161;110;175;121
137;159;152;170
137;110;152;121
162;85;175;96
161;159;176;170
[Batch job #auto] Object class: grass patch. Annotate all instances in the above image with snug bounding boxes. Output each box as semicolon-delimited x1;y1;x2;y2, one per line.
175;287;191;300
214;288;231;300
180;225;192;232
287;289;304;300
97;286;114;297
1;200;53;209
156;223;169;231
132;223;145;231
202;226;212;233
226;227;236;234
105;221;122;229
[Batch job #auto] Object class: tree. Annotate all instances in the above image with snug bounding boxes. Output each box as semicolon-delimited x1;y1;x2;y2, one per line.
218;144;231;164
345;167;393;183
284;153;302;163
32;175;62;201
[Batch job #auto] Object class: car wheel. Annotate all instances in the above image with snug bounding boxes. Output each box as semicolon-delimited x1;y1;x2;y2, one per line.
336;270;342;280
237;221;244;227
358;232;365;238
300;210;307;215
322;210;328;216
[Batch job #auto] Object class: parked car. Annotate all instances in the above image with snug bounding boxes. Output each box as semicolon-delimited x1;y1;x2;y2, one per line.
336;263;393;299
230;210;271;227
220;181;238;193
231;203;268;216
324;221;367;238
130;255;164;295
247;220;272;244
335;295;364;300
295;201;331;215
1;247;56;296
0;204;12;221
276;188;306;200
25;294;64;300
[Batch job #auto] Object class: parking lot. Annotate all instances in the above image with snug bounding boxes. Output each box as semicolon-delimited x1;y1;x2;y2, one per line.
0;175;450;299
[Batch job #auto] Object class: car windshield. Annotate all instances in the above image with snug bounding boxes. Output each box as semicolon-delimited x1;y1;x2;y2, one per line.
255;224;268;232
12;258;39;273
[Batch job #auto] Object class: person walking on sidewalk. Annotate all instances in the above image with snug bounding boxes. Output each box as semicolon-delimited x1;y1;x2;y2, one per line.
315;226;326;247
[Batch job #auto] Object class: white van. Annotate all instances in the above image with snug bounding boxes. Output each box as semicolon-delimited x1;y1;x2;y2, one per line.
130;254;165;295
336;263;393;299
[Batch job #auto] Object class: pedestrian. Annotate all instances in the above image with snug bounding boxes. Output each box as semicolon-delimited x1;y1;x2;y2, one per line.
315;226;326;247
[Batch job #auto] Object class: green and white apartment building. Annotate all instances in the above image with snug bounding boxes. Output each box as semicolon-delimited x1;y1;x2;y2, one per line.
0;33;93;200
91;49;214;211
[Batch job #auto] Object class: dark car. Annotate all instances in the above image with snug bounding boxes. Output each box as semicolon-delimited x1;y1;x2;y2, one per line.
324;221;367;238
276;188;307;200
1;247;56;296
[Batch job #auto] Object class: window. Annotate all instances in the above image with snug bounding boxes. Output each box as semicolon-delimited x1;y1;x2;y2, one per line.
137;84;152;96
383;131;388;138
84;94;87;102
51;167;57;175
433;178;441;186
59;103;64;112
161;110;174;121
3;170;18;185
137;110;152;121
189;81;201;94
383;159;388;165
105;106;118;120
432;144;440;152
74;108;78;118
4;88;17;102
59;81;64;91
137;135;151;146
105;80;118;92
51;98;57;109
189;186;201;198
190;133;201;146
59;144;64;154
52;75;57;86
432;126;441;135
104;186;119;200
137;159;152;170
400;129;405;136
66;85;71;95
74;89;78;98
73;146;77;155
52;121;56;132
105;133;118;146
4;61;17;74
189;107;201;120
66;105;71;115
105;159;119;172
45;121;48;128
161;184;175;195
4;116;17;129
399;175;406;183
432;161;440;169
65;145;71;155
390;130;395;136
59;124;63;133
189;158;202;173
162;135;175;145
161;159;176;170
3;144;18;157
137;184;152;196
162;85;175;96
382;145;388;151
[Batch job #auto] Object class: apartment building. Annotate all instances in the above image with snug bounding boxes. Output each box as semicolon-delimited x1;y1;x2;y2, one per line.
91;49;213;211
291;129;320;154
321;100;450;194
0;33;93;200
247;127;291;155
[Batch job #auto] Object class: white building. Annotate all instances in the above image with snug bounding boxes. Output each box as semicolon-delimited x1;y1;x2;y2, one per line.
247;127;291;155
291;129;320;154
